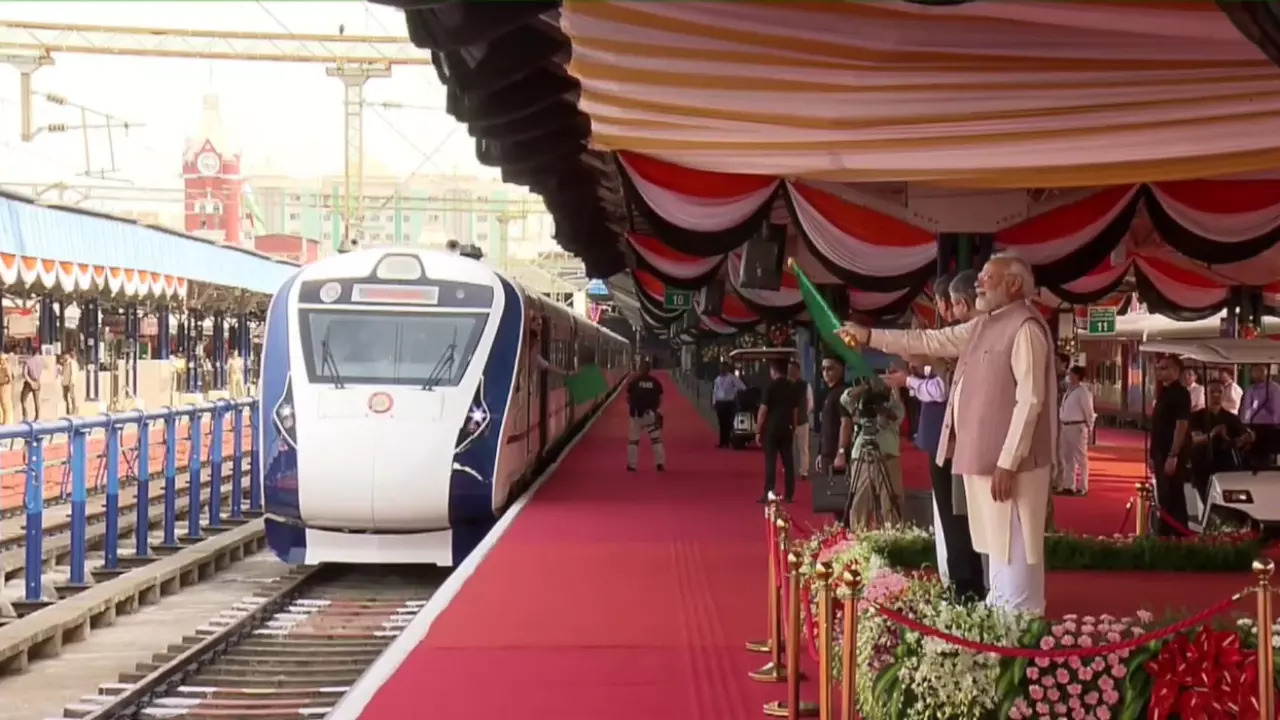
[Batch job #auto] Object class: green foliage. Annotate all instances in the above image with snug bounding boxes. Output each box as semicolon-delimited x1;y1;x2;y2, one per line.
865;530;1260;573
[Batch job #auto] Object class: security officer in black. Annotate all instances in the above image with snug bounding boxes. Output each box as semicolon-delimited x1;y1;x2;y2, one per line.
626;359;666;472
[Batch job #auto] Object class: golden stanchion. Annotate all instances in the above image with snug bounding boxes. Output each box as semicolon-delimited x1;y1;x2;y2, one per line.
747;496;782;654
1255;558;1275;720
764;553;819;718
1134;482;1151;536
815;563;835;720
839;570;861;720
751;514;792;683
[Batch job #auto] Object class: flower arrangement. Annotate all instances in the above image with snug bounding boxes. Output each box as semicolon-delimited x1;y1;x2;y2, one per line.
789;526;1271;720
854;524;1261;574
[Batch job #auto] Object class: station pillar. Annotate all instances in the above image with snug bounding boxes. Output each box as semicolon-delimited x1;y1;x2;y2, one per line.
211;311;226;392
157;307;170;360
185;311;202;395
37;296;55;349
125;302;139;401
83;299;100;403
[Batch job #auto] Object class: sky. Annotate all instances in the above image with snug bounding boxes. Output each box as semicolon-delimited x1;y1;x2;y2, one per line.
0;1;491;193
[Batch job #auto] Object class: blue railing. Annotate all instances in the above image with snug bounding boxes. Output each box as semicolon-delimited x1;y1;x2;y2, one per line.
0;399;260;606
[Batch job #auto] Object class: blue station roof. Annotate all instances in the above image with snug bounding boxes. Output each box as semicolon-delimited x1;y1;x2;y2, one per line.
0;191;298;295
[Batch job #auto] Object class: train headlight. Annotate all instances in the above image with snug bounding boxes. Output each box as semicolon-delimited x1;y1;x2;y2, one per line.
273;384;298;447
319;282;342;304
368;392;394;414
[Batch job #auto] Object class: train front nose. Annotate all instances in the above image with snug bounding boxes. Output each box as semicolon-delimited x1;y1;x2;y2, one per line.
297;390;454;532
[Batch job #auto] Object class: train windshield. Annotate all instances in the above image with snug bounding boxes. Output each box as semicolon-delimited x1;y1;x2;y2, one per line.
299;310;487;387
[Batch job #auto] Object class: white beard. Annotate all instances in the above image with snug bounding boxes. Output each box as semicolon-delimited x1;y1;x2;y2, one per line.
975;291;1010;313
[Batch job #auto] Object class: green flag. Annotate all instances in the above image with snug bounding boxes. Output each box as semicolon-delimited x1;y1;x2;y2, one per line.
789;258;882;388
566;364;608;405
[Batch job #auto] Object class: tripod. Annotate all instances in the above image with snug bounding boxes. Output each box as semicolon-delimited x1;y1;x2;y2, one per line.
844;437;903;529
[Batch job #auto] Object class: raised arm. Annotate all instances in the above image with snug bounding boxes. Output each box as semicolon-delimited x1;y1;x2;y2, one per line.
865;320;976;360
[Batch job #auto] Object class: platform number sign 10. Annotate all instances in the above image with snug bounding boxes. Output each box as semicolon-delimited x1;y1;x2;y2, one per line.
1087;307;1116;336
664;288;694;311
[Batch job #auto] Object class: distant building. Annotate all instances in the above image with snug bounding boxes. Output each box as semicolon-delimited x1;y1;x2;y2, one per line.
182;93;254;248
254;233;321;265
241;173;559;259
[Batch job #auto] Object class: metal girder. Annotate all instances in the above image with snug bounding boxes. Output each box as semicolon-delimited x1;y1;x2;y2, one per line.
0;20;431;65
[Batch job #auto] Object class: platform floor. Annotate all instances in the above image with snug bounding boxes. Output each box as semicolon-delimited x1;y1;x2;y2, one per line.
342;375;1258;719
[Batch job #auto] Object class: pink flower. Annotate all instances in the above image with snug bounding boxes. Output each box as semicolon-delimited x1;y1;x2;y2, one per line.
1102;690;1120;705
1097;707;1112;720
1036;702;1050;716
1064;621;1078;633
1067;656;1082;669
1035;657;1051;668
1041;675;1056;688
1081;624;1096;635
1084;691;1100;706
1135;610;1153;623
1083;616;1097;625
1061;635;1076;647
1054;703;1067;715
1091;658;1106;672
1098;676;1115;692
1072;708;1086;720
1026;667;1040;681
1067;684;1083;697
1064;614;1079;621
1110;664;1127;679
1116;648;1130;660
1051;625;1066;638
1048;688;1061;702
1105;631;1121;643
1106;653;1119;666
1029;685;1045;701
1056;668;1071;684
1040;636;1056;650
1078;668;1094;682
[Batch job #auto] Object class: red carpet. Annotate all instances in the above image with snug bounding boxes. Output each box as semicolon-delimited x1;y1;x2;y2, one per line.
359;373;822;719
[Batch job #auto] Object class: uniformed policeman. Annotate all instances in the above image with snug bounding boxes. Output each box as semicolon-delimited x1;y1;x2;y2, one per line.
626;359;666;472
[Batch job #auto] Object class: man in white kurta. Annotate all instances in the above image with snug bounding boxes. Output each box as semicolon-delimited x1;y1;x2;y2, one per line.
1058;366;1096;494
843;253;1056;614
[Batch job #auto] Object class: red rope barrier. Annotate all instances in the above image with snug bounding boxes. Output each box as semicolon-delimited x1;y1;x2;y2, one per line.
869;592;1245;660
1115;497;1134;536
1153;506;1260;544
799;583;821;662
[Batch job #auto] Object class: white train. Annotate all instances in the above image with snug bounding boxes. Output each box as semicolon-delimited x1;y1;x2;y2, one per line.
258;249;631;566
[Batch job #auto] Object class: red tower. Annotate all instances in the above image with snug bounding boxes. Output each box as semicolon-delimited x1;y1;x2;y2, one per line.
183;94;243;247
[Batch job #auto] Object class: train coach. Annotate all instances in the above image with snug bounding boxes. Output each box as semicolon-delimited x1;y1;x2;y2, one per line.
257;248;631;566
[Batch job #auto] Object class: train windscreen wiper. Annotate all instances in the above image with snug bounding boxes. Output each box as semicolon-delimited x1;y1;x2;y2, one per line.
320;327;345;389
421;327;458;391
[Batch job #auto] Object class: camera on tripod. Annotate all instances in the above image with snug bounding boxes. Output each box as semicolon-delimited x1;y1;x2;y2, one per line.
856;386;893;440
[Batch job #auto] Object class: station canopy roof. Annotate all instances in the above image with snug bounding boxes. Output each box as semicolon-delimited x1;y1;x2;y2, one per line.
377;0;1280;339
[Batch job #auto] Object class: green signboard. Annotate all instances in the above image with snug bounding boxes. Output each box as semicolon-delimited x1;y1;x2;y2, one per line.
664;288;694;310
1087;307;1116;335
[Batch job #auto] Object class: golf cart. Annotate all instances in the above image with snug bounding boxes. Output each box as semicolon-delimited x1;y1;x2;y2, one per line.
1138;339;1280;536
727;347;798;450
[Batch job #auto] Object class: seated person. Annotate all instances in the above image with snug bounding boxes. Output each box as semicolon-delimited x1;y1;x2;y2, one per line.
838;380;906;528
1189;379;1254;501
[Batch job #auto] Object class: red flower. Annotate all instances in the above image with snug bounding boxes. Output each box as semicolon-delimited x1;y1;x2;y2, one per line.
1145;629;1269;720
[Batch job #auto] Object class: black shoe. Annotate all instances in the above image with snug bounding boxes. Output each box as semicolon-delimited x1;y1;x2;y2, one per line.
656;464;665;472
626;466;636;472
784;496;795;504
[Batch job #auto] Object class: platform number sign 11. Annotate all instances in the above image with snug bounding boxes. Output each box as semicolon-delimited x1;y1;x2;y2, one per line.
1087;307;1116;336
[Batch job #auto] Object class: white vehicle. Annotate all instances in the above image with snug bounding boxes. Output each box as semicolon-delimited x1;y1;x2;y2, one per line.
1139;338;1280;536
258;248;630;566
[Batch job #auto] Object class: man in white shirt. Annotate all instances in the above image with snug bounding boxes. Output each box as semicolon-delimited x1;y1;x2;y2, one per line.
711;362;745;448
1218;368;1243;415
1058;365;1096;495
1184;369;1205;412
789;360;815;479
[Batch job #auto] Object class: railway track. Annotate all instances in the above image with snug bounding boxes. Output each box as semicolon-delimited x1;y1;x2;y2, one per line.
60;564;443;720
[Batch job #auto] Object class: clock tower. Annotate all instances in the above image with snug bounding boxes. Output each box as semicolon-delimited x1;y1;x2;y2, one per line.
182;93;244;247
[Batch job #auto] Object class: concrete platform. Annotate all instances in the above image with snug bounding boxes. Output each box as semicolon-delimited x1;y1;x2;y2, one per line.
0;519;266;675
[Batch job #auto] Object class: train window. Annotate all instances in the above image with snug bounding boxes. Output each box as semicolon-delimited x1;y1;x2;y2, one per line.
299;309;487;387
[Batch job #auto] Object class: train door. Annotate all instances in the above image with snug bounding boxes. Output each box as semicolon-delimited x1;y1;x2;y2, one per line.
537;312;550;457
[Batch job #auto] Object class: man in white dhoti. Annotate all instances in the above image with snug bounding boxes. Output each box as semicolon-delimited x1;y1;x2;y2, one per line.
841;252;1057;614
1058;365;1096;495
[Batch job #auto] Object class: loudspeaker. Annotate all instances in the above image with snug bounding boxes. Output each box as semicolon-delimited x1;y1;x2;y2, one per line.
702;276;725;316
737;222;786;291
